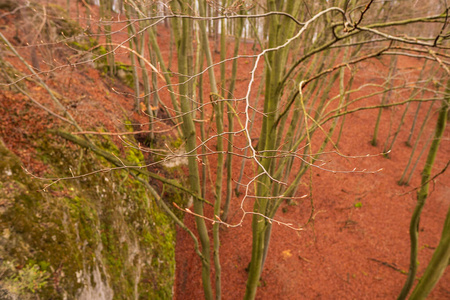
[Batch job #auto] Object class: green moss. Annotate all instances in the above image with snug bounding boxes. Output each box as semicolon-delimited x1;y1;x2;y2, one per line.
0;131;176;299
70;38;134;87
0;0;19;10
69;37;99;52
0;59;27;92
170;136;184;150
69;37;135;87
0;261;50;297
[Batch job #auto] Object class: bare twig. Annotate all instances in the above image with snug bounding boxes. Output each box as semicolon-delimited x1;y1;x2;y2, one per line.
398;160;450;196
369;258;406;274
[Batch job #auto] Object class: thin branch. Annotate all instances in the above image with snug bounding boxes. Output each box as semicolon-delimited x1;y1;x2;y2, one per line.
398;160;450;196
353;0;375;29
433;6;449;46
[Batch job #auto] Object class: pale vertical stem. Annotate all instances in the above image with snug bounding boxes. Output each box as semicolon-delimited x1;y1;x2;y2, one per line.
222;9;244;222
197;3;219;94
407;102;422;147
245;1;301;299
168;17;174;72
100;0;115;76
272;87;299;176
124;5;140;111
145;20;161;117
404;133;433;185
245;1;282;297
129;42;140;111
191;4;206;201
149;48;160;116
125;13;149;115
197;1;224;297
288;48;341;178
275;54;323;181
385;61;430;153
220;10;226;97
171;1;212;298
213;4;219;53
409;199;450;299
272;75;344;219
212;94;223;300
198;56;207;199
84;0;92;33
187;19;195;113
398;81;449;300
405;60;439;148
234;67;265;197
271;56;332;194
280;94;304;185
314;70;340;121
192;23;203;121
137;31;154;140
147;28;182;132
398;100;436;185
383;102;409;156
372;55;397;146
222;108;234;221
198;1;223;297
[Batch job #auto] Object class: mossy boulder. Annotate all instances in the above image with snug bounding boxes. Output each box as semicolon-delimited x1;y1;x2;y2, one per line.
0;135;176;299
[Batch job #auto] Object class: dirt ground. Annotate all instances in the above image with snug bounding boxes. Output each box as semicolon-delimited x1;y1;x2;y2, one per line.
1;1;449;299
173;55;450;299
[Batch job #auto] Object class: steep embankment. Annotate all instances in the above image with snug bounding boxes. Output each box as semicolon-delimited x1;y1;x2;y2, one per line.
0;1;177;299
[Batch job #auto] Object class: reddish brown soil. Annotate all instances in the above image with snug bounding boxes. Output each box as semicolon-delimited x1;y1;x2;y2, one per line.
1;2;449;299
174;56;450;299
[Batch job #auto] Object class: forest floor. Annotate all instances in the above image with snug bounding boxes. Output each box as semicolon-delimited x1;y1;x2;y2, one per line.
173;55;450;299
0;1;449;299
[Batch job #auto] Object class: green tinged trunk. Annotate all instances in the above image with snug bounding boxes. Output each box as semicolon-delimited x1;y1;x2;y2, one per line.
398;81;449;299
172;1;213;298
245;1;301;298
410;203;450;299
198;1;223;297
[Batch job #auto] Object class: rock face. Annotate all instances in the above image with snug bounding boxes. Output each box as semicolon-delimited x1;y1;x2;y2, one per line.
0;136;176;299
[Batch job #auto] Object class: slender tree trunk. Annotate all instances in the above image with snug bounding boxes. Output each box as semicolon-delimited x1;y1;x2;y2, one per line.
410;203;450;299
172;1;213;298
222;9;244;221
197;1;222;297
372;56;397;146
398;81;449;300
245;1;301;298
398;100;436;185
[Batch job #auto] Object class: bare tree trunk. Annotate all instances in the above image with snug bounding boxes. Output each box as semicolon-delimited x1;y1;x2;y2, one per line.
172;1;213;298
398;80;449;300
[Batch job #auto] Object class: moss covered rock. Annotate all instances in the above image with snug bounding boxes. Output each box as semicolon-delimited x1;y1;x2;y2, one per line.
0;135;175;299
